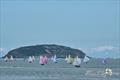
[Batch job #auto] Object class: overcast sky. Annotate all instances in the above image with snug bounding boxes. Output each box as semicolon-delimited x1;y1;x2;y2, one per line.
0;0;119;58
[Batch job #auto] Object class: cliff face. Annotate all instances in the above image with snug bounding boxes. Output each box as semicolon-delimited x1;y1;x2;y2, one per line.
5;44;86;58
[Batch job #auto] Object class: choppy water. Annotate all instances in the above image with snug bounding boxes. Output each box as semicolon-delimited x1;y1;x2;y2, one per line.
0;58;120;80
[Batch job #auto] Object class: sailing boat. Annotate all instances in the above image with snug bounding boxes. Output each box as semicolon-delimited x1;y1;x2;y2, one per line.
39;56;45;65
52;55;57;63
65;56;68;61
32;56;35;61
4;56;9;62
10;55;14;60
67;55;74;64
28;56;33;63
102;58;107;65
83;56;90;64
73;56;81;67
104;68;112;77
44;56;48;64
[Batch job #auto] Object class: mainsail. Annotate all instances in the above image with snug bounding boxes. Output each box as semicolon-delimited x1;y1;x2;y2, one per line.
83;56;90;63
28;56;33;63
32;56;35;61
10;56;14;60
67;55;74;64
102;58;107;64
4;56;9;62
44;56;48;64
39;56;48;65
73;56;81;67
39;56;44;65
65;56;68;61
52;55;57;63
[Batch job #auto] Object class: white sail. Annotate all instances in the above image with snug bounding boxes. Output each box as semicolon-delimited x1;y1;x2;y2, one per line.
73;56;81;67
102;58;107;64
65;56;68;61
67;55;73;64
4;56;9;62
53;55;57;63
54;55;57;59
28;56;33;63
10;56;14;60
83;56;90;63
32;56;35;61
104;68;112;77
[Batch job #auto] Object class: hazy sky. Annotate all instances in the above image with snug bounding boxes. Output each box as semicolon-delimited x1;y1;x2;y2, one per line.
0;0;119;58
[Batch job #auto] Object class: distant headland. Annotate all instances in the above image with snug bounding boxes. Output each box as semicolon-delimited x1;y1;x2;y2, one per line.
5;44;86;58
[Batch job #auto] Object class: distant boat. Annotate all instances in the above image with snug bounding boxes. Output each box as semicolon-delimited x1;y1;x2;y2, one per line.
73;56;81;67
66;55;71;63
32;56;35;61
39;56;46;65
4;56;9;62
104;68;112;77
52;55;57;63
67;55;74;64
83;56;90;64
65;56;68;61
28;56;33;63
10;55;14;60
102;58;107;65
44;56;48;64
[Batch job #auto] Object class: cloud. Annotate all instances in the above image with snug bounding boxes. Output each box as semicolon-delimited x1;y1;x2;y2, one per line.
91;46;118;52
0;48;4;52
79;46;120;53
80;46;119;58
78;48;83;50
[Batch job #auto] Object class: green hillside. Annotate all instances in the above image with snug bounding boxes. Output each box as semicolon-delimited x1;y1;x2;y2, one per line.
5;44;86;58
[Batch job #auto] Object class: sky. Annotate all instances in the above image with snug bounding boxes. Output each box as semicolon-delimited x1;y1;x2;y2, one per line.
0;0;120;58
